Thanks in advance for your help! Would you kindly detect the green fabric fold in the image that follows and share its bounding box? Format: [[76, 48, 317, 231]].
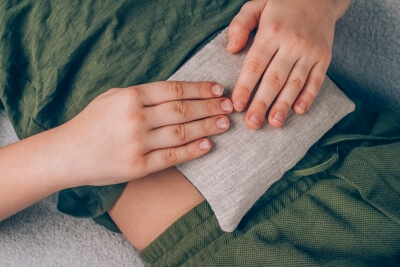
[[141, 106, 400, 266], [0, 0, 246, 229]]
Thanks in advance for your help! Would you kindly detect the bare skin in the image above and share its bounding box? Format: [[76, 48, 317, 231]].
[[1, 0, 352, 253], [0, 81, 232, 221], [107, 0, 353, 251], [228, 0, 351, 129], [109, 167, 204, 251]]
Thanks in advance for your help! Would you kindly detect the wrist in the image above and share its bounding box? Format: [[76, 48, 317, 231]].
[[29, 126, 78, 191], [41, 124, 84, 189], [0, 127, 77, 220]]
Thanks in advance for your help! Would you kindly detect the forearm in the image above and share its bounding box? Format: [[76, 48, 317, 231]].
[[0, 81, 230, 221], [0, 126, 74, 221]]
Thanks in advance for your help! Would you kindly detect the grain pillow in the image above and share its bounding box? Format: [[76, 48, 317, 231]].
[[170, 29, 355, 232]]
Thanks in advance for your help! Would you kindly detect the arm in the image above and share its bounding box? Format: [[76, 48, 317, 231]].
[[109, 167, 204, 251], [228, 0, 351, 129], [0, 81, 233, 221], [94, 1, 355, 248], [0, 127, 74, 221]]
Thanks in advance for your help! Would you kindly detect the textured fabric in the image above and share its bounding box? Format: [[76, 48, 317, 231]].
[[0, 0, 245, 137], [141, 106, 400, 266], [328, 0, 400, 109], [1, 1, 400, 266], [0, 110, 147, 266], [2, 0, 399, 237], [172, 29, 355, 232], [0, 0, 246, 227], [0, 108, 18, 147]]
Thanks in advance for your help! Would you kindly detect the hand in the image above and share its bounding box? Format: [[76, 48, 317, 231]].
[[227, 0, 350, 129], [58, 81, 233, 186]]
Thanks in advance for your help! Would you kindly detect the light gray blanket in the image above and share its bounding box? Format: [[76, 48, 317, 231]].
[[0, 109, 148, 267]]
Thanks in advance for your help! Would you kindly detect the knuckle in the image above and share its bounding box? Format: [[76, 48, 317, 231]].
[[130, 132, 144, 147], [174, 101, 191, 118], [165, 148, 178, 164], [310, 76, 324, 88], [245, 59, 264, 74], [290, 33, 303, 46], [265, 72, 283, 89], [134, 156, 148, 171], [170, 81, 185, 98], [254, 100, 269, 111], [120, 87, 142, 106], [197, 83, 208, 98], [126, 87, 142, 100], [126, 91, 141, 106], [128, 149, 147, 175], [288, 77, 304, 91], [278, 100, 292, 112], [129, 111, 146, 124], [314, 47, 331, 62], [319, 48, 332, 59], [237, 84, 253, 96], [270, 22, 282, 34], [206, 100, 214, 114], [202, 119, 213, 134], [174, 123, 190, 142]]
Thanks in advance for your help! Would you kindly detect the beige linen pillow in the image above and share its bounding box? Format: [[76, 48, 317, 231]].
[[170, 29, 355, 232]]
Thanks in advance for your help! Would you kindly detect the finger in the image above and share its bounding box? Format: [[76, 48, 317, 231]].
[[293, 60, 329, 115], [231, 33, 279, 112], [146, 115, 229, 151], [267, 57, 314, 127], [245, 49, 299, 129], [143, 138, 212, 174], [145, 98, 233, 129], [227, 1, 266, 53], [133, 81, 224, 106]]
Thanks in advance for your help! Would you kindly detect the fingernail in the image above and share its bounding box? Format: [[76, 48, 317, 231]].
[[216, 117, 229, 129], [212, 84, 223, 96], [221, 99, 233, 112], [298, 102, 307, 113], [234, 99, 246, 111], [249, 114, 262, 127], [227, 38, 236, 49], [199, 139, 211, 150], [273, 112, 285, 124]]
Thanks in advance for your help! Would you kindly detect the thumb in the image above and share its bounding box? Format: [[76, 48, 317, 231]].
[[227, 1, 264, 53]]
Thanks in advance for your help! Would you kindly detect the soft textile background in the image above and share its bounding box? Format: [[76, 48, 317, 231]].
[[0, 109, 148, 266]]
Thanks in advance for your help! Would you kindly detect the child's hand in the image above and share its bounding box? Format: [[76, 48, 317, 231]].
[[59, 81, 233, 186], [227, 0, 350, 129]]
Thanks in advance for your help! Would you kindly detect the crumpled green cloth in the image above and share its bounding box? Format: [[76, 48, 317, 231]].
[[140, 105, 400, 266], [0, 0, 245, 230]]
